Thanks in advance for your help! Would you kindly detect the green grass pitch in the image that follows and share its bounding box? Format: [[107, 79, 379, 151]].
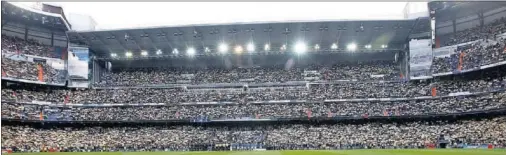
[[8, 149, 506, 155]]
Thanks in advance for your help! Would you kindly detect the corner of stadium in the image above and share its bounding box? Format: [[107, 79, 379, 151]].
[[1, 1, 506, 155]]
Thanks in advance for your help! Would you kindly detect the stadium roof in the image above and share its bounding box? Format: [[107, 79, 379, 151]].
[[67, 18, 430, 58], [1, 1, 71, 31], [429, 1, 506, 22]]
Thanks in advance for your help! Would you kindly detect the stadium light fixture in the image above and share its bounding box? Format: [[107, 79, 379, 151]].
[[186, 47, 196, 56], [172, 48, 179, 55], [381, 44, 388, 48], [156, 49, 162, 55], [365, 45, 371, 49], [125, 52, 133, 57], [347, 43, 357, 51], [234, 45, 243, 54], [247, 43, 255, 52], [110, 53, 117, 57], [314, 44, 320, 50], [331, 43, 338, 50], [281, 44, 287, 51], [294, 41, 307, 54], [264, 43, 270, 51], [219, 43, 228, 54], [204, 47, 211, 53], [141, 51, 148, 56]]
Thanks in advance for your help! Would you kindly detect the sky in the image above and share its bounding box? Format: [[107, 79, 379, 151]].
[[12, 2, 428, 30]]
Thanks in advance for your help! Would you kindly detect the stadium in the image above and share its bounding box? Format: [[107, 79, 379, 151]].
[[1, 1, 506, 155]]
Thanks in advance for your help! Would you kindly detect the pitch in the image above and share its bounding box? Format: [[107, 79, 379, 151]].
[[8, 149, 506, 155]]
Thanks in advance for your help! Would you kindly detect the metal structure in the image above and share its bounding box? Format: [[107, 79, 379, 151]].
[[67, 18, 430, 60], [1, 1, 70, 31]]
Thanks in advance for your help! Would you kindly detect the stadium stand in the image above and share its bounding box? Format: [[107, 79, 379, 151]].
[[438, 17, 506, 47], [2, 117, 506, 152], [1, 35, 57, 58], [2, 68, 505, 104], [94, 61, 400, 86], [2, 1, 506, 153], [1, 91, 505, 121]]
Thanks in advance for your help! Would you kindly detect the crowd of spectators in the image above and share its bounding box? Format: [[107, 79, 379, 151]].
[[1, 56, 66, 84], [2, 117, 505, 152], [1, 57, 39, 81], [1, 35, 55, 58], [460, 39, 506, 70], [3, 10, 506, 154], [432, 18, 506, 74], [431, 55, 456, 74], [95, 62, 400, 87], [2, 91, 505, 121], [3, 73, 504, 104], [440, 17, 506, 47]]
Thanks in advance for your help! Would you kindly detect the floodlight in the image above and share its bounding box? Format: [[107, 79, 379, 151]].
[[156, 49, 162, 55], [314, 44, 320, 50], [247, 43, 255, 52], [331, 43, 338, 50], [281, 44, 287, 51], [294, 41, 307, 54], [205, 47, 210, 53], [141, 51, 148, 56], [365, 45, 371, 49], [111, 53, 117, 57], [347, 43, 357, 51], [173, 48, 179, 55], [264, 44, 270, 51], [186, 47, 196, 56], [219, 43, 228, 53], [125, 52, 133, 57], [381, 44, 388, 48], [234, 45, 243, 54]]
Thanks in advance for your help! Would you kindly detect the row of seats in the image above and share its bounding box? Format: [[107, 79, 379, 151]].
[[2, 117, 505, 152], [2, 73, 504, 104], [432, 38, 506, 74], [1, 57, 65, 84], [2, 91, 505, 121], [95, 62, 400, 87]]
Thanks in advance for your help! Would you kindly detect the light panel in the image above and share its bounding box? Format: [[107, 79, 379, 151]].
[[347, 43, 357, 51], [141, 51, 148, 56], [247, 43, 255, 52], [234, 45, 243, 54], [186, 47, 196, 56], [219, 43, 228, 53], [294, 41, 307, 54], [125, 52, 133, 57], [331, 43, 338, 50]]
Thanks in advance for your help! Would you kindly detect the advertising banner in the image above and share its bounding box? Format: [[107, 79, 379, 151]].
[[67, 46, 89, 79], [67, 46, 89, 88], [409, 39, 433, 78]]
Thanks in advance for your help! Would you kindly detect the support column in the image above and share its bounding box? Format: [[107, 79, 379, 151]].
[[452, 12, 457, 34], [452, 19, 457, 34], [1, 21, 7, 29], [24, 27, 29, 40], [51, 32, 54, 46], [478, 11, 484, 27]]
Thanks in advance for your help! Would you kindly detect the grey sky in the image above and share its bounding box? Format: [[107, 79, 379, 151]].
[[13, 2, 428, 30]]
